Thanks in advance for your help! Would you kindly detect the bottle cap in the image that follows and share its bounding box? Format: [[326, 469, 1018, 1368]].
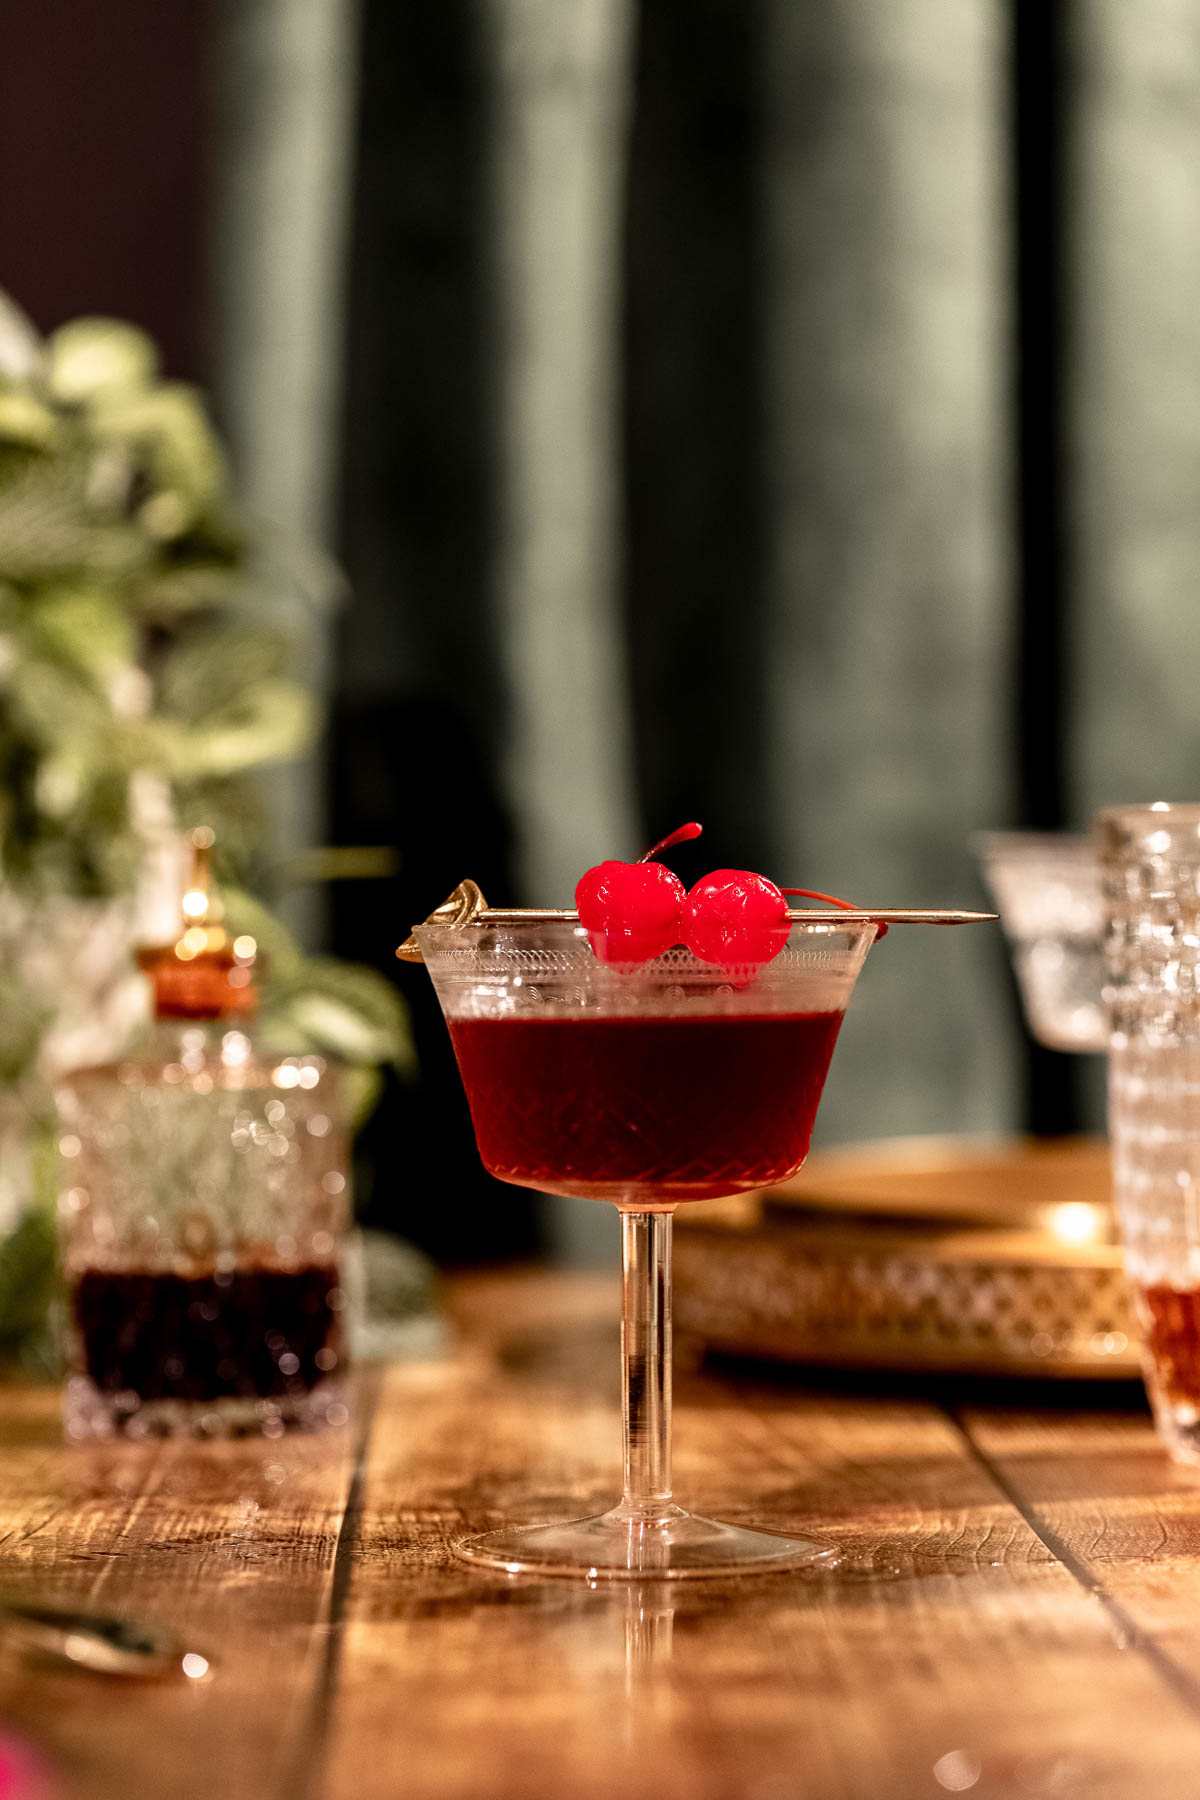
[[137, 828, 259, 1019]]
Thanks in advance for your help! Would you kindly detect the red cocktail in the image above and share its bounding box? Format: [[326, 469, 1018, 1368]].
[[447, 1010, 843, 1203], [413, 910, 875, 1579]]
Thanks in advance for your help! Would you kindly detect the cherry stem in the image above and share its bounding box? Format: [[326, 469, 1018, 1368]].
[[780, 886, 888, 941], [780, 885, 856, 910], [639, 821, 703, 864]]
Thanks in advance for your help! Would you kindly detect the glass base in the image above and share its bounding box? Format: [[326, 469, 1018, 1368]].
[[455, 1502, 839, 1581], [62, 1373, 350, 1441], [1145, 1386, 1200, 1467]]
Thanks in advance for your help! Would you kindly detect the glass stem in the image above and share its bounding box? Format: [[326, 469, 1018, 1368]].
[[620, 1209, 674, 1515]]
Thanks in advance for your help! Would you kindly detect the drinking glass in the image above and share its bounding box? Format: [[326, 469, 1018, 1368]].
[[1098, 802, 1200, 1463], [415, 910, 876, 1578], [974, 831, 1106, 1053], [57, 1032, 350, 1441]]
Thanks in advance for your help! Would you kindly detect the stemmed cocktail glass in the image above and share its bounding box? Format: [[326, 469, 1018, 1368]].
[[402, 887, 988, 1578]]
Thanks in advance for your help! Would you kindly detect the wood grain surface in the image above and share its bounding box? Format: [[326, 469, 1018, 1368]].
[[4, 1269, 1200, 1798]]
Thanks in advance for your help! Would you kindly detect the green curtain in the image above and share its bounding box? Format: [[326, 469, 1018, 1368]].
[[208, 0, 361, 944], [473, 0, 1019, 1192], [485, 0, 641, 899], [214, 0, 1200, 1259], [760, 0, 1014, 1146], [1071, 0, 1200, 816]]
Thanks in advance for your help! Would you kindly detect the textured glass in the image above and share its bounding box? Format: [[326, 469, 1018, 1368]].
[[976, 832, 1106, 1053], [1099, 803, 1200, 1462], [56, 1020, 351, 1441], [422, 926, 867, 1014]]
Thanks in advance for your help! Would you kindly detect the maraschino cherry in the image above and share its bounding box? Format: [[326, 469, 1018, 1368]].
[[576, 826, 874, 967], [681, 878, 875, 968], [681, 870, 791, 967], [575, 823, 701, 963]]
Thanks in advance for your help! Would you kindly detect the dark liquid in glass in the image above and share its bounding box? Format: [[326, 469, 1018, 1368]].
[[72, 1264, 343, 1402], [447, 1010, 844, 1202], [1139, 1284, 1200, 1410]]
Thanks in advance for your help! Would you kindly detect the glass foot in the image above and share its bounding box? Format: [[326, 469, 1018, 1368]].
[[62, 1373, 349, 1441], [1144, 1384, 1200, 1467], [455, 1502, 839, 1581]]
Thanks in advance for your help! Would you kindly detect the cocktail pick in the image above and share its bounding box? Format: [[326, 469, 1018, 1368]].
[[396, 885, 995, 964], [396, 879, 488, 961]]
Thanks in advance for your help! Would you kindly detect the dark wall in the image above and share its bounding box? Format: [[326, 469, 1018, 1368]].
[[0, 1, 214, 379], [332, 0, 537, 1260]]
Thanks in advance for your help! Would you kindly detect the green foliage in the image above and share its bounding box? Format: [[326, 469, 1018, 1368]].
[[0, 1197, 57, 1349], [0, 292, 413, 1132], [0, 296, 418, 1362], [0, 301, 322, 893]]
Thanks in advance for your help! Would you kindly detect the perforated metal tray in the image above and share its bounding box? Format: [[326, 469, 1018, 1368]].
[[673, 1137, 1140, 1380]]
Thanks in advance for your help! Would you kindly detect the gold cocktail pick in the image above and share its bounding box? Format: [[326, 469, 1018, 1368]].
[[396, 880, 488, 960], [395, 884, 996, 964]]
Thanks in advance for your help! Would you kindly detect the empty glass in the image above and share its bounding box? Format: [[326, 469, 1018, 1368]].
[[974, 831, 1106, 1053]]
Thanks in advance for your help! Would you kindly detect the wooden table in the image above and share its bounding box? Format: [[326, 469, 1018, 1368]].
[[5, 1268, 1200, 1799]]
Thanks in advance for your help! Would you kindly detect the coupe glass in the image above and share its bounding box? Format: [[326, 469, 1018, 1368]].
[[416, 911, 877, 1579]]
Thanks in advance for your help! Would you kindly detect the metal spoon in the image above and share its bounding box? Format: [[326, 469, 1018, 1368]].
[[0, 1600, 186, 1678]]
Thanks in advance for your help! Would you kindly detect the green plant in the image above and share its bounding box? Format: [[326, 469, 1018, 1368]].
[[0, 292, 412, 1355], [0, 292, 317, 889]]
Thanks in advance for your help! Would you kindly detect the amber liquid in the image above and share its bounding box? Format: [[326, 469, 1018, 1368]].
[[1138, 1285, 1200, 1410], [72, 1264, 343, 1403], [446, 1010, 844, 1202]]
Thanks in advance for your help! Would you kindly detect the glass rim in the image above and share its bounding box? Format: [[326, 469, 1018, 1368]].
[[396, 886, 995, 963], [413, 914, 878, 1014], [413, 913, 881, 954], [1094, 802, 1200, 859], [972, 829, 1094, 858], [434, 908, 880, 927], [1093, 802, 1200, 827]]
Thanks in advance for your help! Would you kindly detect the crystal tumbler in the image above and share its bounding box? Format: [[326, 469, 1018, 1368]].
[[1099, 802, 1200, 1462], [56, 840, 351, 1441], [57, 1024, 351, 1441]]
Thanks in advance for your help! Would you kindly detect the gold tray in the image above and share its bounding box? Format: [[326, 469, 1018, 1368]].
[[674, 1137, 1141, 1380]]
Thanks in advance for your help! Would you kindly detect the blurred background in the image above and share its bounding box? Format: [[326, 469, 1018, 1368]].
[[2, 0, 1198, 1266]]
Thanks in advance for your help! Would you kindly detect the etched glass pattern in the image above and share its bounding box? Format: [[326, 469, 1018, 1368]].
[[57, 1020, 351, 1440], [1100, 802, 1200, 1462]]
